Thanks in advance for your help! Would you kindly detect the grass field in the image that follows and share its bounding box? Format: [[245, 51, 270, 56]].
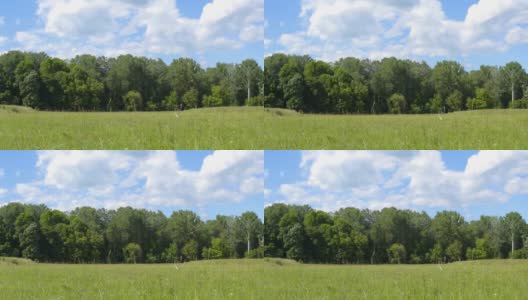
[[0, 106, 264, 149], [263, 108, 528, 149], [259, 259, 528, 299], [1, 258, 527, 299], [2, 105, 528, 149]]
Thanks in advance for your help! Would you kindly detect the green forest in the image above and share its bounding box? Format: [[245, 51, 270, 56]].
[[265, 54, 528, 114], [264, 204, 528, 264], [0, 51, 263, 111], [0, 203, 263, 264]]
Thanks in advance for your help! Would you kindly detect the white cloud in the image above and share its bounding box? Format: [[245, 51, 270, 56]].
[[14, 0, 263, 58], [274, 151, 528, 212], [0, 188, 7, 196], [275, 0, 528, 61], [13, 151, 263, 211]]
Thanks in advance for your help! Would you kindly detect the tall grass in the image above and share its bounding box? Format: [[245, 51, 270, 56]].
[[0, 259, 526, 299], [2, 106, 528, 149], [263, 108, 528, 149], [0, 107, 264, 150], [258, 259, 528, 299]]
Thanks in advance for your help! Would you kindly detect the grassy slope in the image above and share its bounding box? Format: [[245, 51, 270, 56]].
[[0, 107, 264, 150], [0, 259, 526, 299], [263, 108, 528, 149]]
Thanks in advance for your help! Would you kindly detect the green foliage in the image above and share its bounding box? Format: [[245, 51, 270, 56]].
[[182, 240, 199, 262], [163, 91, 179, 111], [0, 51, 262, 111], [267, 204, 527, 265], [387, 93, 407, 114], [245, 247, 265, 259], [0, 203, 262, 264], [161, 242, 179, 263], [446, 240, 463, 262], [182, 88, 199, 109], [266, 54, 528, 114], [387, 243, 406, 264], [446, 91, 463, 112], [123, 243, 142, 264], [247, 95, 265, 106], [124, 91, 143, 112]]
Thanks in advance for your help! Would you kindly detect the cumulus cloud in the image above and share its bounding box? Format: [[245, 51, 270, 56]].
[[14, 0, 263, 58], [271, 151, 528, 212], [12, 151, 263, 211], [274, 0, 528, 61]]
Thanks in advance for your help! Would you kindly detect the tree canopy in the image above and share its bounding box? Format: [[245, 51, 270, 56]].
[[0, 203, 263, 263], [264, 204, 528, 264], [265, 54, 528, 114], [0, 51, 263, 111]]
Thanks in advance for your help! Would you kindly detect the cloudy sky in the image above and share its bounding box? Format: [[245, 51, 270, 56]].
[[0, 151, 264, 219], [265, 0, 528, 69], [0, 0, 264, 65], [265, 151, 528, 220]]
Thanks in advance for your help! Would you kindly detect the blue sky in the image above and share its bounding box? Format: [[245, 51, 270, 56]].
[[0, 151, 264, 220], [265, 0, 528, 70], [0, 0, 264, 66], [265, 151, 528, 221]]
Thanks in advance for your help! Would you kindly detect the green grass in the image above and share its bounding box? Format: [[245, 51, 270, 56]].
[[263, 108, 528, 149], [1, 258, 526, 299], [0, 106, 264, 149], [2, 106, 528, 149], [259, 259, 528, 299], [0, 259, 264, 299]]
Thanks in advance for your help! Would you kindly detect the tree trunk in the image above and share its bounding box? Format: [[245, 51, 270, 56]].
[[247, 79, 251, 104], [512, 232, 515, 258], [247, 233, 251, 254], [512, 82, 515, 108]]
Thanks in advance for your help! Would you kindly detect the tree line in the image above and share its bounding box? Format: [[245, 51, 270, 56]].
[[265, 54, 528, 114], [0, 51, 263, 111], [264, 204, 528, 264], [0, 203, 263, 264]]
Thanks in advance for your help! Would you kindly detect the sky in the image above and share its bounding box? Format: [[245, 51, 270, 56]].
[[0, 151, 264, 220], [0, 0, 264, 66], [265, 151, 528, 221], [265, 0, 528, 70]]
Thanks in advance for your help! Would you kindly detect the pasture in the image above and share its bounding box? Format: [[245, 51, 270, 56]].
[[0, 258, 526, 299], [260, 259, 528, 299], [263, 108, 528, 149], [0, 106, 264, 150], [2, 105, 528, 149], [0, 258, 264, 299]]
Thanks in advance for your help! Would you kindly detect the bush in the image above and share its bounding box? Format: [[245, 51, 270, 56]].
[[247, 95, 265, 106], [387, 93, 407, 114], [387, 243, 406, 264], [163, 91, 179, 111], [123, 243, 142, 264], [161, 242, 179, 263], [510, 98, 528, 109], [124, 91, 143, 111], [467, 98, 488, 110], [245, 247, 265, 259]]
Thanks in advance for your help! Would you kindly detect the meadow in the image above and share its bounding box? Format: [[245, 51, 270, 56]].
[[1, 258, 526, 299], [2, 105, 528, 149], [0, 106, 264, 150], [259, 259, 528, 299], [263, 108, 528, 149]]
